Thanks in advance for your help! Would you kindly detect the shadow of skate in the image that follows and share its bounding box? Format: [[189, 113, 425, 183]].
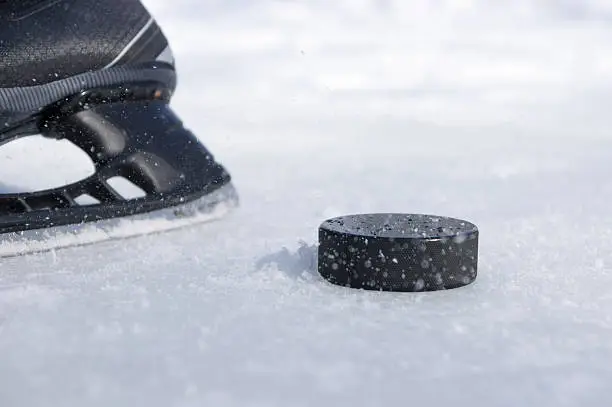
[[255, 242, 319, 279]]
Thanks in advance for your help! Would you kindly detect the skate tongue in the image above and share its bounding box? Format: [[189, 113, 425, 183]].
[[0, 183, 238, 258]]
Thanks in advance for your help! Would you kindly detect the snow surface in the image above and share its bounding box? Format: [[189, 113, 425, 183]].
[[3, 0, 612, 405]]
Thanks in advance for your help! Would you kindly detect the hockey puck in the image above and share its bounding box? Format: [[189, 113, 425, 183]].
[[318, 213, 478, 292]]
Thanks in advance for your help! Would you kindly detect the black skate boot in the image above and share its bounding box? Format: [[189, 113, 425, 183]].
[[0, 0, 237, 256]]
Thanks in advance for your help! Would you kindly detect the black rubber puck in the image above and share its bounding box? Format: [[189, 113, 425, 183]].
[[318, 213, 478, 292]]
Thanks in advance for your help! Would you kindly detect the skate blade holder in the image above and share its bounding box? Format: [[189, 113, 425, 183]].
[[0, 82, 232, 234]]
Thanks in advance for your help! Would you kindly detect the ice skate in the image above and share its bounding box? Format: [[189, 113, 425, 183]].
[[0, 0, 238, 257]]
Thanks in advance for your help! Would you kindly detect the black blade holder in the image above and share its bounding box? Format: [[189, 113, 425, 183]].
[[0, 82, 230, 233]]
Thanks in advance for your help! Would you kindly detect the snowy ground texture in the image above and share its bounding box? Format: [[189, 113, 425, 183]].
[[3, 0, 612, 406]]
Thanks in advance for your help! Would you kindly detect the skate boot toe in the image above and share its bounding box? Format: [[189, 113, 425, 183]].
[[0, 0, 237, 253]]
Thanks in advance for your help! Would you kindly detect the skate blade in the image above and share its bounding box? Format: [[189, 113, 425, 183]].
[[0, 183, 238, 259]]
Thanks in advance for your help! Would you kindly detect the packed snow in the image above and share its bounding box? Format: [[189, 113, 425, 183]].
[[2, 0, 612, 405]]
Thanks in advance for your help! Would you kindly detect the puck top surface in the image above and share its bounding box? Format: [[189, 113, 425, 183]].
[[320, 213, 477, 240]]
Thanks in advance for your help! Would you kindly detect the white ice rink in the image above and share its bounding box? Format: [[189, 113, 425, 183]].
[[2, 1, 612, 405]]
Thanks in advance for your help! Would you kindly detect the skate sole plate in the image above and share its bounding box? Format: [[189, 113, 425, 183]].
[[0, 183, 238, 259]]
